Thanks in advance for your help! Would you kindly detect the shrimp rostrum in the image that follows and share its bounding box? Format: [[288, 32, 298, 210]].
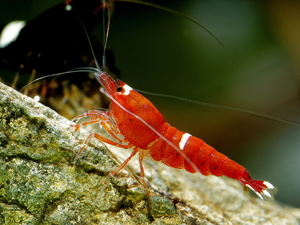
[[73, 69, 276, 200]]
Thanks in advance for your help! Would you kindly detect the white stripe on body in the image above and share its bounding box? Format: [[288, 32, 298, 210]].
[[179, 133, 191, 150]]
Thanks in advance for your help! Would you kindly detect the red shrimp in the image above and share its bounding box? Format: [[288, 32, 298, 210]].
[[72, 69, 276, 200], [17, 0, 275, 200]]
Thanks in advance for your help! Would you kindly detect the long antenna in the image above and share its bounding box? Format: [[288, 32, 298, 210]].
[[102, 1, 106, 70], [102, 0, 114, 71], [74, 18, 102, 72], [135, 89, 300, 127], [113, 0, 224, 47]]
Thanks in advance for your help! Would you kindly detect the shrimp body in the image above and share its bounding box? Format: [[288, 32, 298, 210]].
[[74, 71, 275, 200]]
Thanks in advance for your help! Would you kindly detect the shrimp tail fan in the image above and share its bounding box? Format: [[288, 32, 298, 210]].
[[243, 180, 277, 200]]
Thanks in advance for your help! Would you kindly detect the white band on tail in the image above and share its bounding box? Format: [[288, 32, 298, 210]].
[[179, 133, 191, 150]]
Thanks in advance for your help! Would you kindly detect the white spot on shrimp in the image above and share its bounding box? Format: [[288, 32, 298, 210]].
[[123, 84, 133, 95], [179, 133, 191, 150]]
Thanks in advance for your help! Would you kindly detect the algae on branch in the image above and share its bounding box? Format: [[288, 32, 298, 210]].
[[0, 81, 299, 224]]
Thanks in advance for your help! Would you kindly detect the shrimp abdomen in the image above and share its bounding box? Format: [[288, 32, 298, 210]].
[[149, 128, 276, 199]]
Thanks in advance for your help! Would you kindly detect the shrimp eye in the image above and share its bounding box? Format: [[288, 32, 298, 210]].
[[116, 86, 123, 92]]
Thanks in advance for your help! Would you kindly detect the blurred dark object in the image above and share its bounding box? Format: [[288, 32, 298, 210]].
[[0, 0, 119, 119]]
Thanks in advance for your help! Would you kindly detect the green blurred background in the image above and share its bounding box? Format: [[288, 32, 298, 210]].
[[1, 0, 300, 207]]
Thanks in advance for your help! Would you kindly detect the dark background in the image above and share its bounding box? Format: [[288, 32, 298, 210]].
[[1, 0, 300, 207]]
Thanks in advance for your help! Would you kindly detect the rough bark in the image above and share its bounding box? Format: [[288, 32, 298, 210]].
[[0, 81, 299, 225]]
